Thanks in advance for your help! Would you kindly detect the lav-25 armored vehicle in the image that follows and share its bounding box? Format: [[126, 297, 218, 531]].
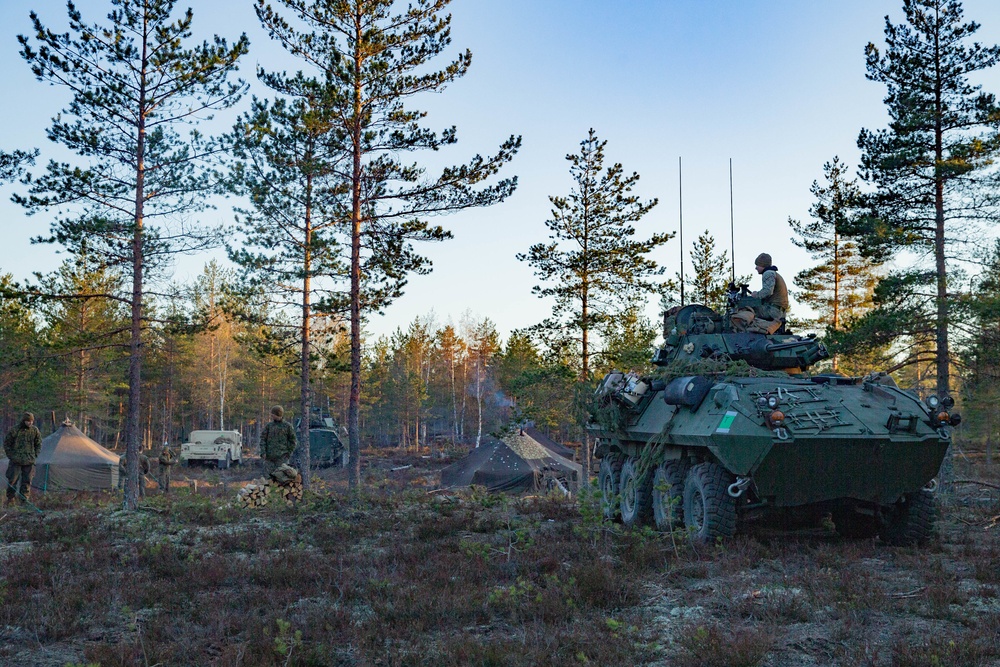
[[589, 284, 957, 545]]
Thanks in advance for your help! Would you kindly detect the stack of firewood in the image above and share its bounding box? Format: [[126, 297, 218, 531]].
[[236, 464, 304, 508], [236, 478, 272, 508], [271, 464, 304, 505]]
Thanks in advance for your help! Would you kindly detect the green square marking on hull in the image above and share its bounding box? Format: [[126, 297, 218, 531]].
[[716, 411, 738, 434]]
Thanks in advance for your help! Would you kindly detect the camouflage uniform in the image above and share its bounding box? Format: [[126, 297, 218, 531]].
[[158, 445, 176, 493], [118, 456, 126, 491], [118, 453, 150, 498], [260, 408, 297, 478], [751, 253, 789, 322], [139, 454, 150, 498], [3, 414, 42, 505]]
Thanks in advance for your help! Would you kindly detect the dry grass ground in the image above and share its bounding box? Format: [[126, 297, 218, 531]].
[[1, 446, 999, 666]]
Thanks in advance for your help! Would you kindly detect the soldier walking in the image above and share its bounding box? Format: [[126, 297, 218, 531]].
[[158, 443, 176, 494], [3, 412, 42, 507], [260, 405, 297, 479]]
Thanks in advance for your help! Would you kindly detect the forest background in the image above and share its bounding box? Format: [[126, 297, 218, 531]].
[[0, 0, 998, 485]]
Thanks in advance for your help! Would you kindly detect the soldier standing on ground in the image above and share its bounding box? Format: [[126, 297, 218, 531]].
[[750, 253, 789, 322], [260, 405, 297, 478], [3, 412, 42, 507], [158, 443, 176, 493], [118, 455, 126, 492], [138, 452, 150, 499]]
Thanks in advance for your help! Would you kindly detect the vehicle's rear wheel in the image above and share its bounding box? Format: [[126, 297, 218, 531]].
[[598, 455, 624, 521], [683, 462, 737, 543], [832, 507, 880, 539], [652, 459, 688, 530], [880, 490, 936, 546], [619, 456, 653, 527]]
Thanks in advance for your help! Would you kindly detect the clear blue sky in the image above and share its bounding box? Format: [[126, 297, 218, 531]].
[[1, 0, 999, 340]]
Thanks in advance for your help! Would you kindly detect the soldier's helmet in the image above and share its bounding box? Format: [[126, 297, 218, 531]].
[[271, 405, 284, 418]]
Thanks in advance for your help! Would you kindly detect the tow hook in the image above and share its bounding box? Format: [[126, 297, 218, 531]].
[[728, 476, 752, 498], [924, 478, 938, 493]]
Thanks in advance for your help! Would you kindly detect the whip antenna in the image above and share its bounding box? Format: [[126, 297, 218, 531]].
[[679, 156, 684, 306], [729, 158, 735, 284]]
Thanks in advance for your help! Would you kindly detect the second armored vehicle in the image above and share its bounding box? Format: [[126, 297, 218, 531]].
[[589, 285, 955, 545]]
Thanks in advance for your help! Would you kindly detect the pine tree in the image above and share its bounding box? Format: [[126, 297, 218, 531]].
[[597, 305, 658, 375], [789, 157, 882, 371], [229, 78, 349, 483], [0, 149, 36, 182], [495, 330, 575, 436], [37, 255, 129, 435], [854, 0, 1000, 396], [254, 0, 520, 489], [518, 129, 670, 476], [18, 0, 248, 508], [959, 241, 1000, 462], [688, 231, 730, 312]]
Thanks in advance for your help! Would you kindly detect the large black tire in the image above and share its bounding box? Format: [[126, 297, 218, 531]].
[[832, 507, 880, 539], [880, 490, 936, 546], [598, 456, 623, 521], [683, 462, 737, 543], [619, 456, 654, 527], [652, 460, 688, 531]]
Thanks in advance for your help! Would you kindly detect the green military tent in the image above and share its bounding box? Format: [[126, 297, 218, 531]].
[[439, 431, 581, 494], [0, 422, 119, 492]]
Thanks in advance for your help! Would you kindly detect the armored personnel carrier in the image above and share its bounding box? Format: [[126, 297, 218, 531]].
[[589, 285, 956, 545]]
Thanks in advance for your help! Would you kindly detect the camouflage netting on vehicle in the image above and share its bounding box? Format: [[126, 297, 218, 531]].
[[590, 397, 631, 436]]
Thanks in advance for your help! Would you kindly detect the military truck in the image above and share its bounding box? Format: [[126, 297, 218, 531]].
[[588, 284, 955, 545], [180, 429, 243, 469]]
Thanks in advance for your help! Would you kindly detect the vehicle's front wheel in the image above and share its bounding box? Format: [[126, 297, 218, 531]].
[[683, 462, 737, 543], [652, 460, 688, 531], [880, 490, 936, 546], [619, 456, 653, 527], [598, 455, 623, 521]]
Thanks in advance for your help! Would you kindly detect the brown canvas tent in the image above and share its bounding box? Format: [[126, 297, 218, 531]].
[[0, 423, 119, 492], [440, 431, 582, 494]]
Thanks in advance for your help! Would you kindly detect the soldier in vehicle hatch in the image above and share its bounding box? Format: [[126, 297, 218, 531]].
[[751, 252, 789, 323], [260, 405, 297, 478], [3, 412, 42, 506]]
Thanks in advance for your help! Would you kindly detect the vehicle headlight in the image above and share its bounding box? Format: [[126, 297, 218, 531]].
[[941, 395, 955, 410], [925, 395, 940, 410]]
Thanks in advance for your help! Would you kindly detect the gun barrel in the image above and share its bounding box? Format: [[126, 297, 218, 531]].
[[765, 340, 813, 352]]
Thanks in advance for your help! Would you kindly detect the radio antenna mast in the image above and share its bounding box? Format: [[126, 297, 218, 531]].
[[679, 156, 684, 306], [729, 158, 735, 284]]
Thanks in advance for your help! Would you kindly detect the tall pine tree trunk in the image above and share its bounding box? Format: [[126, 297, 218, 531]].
[[124, 39, 148, 510], [347, 7, 364, 490], [933, 27, 950, 398], [295, 176, 314, 486]]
